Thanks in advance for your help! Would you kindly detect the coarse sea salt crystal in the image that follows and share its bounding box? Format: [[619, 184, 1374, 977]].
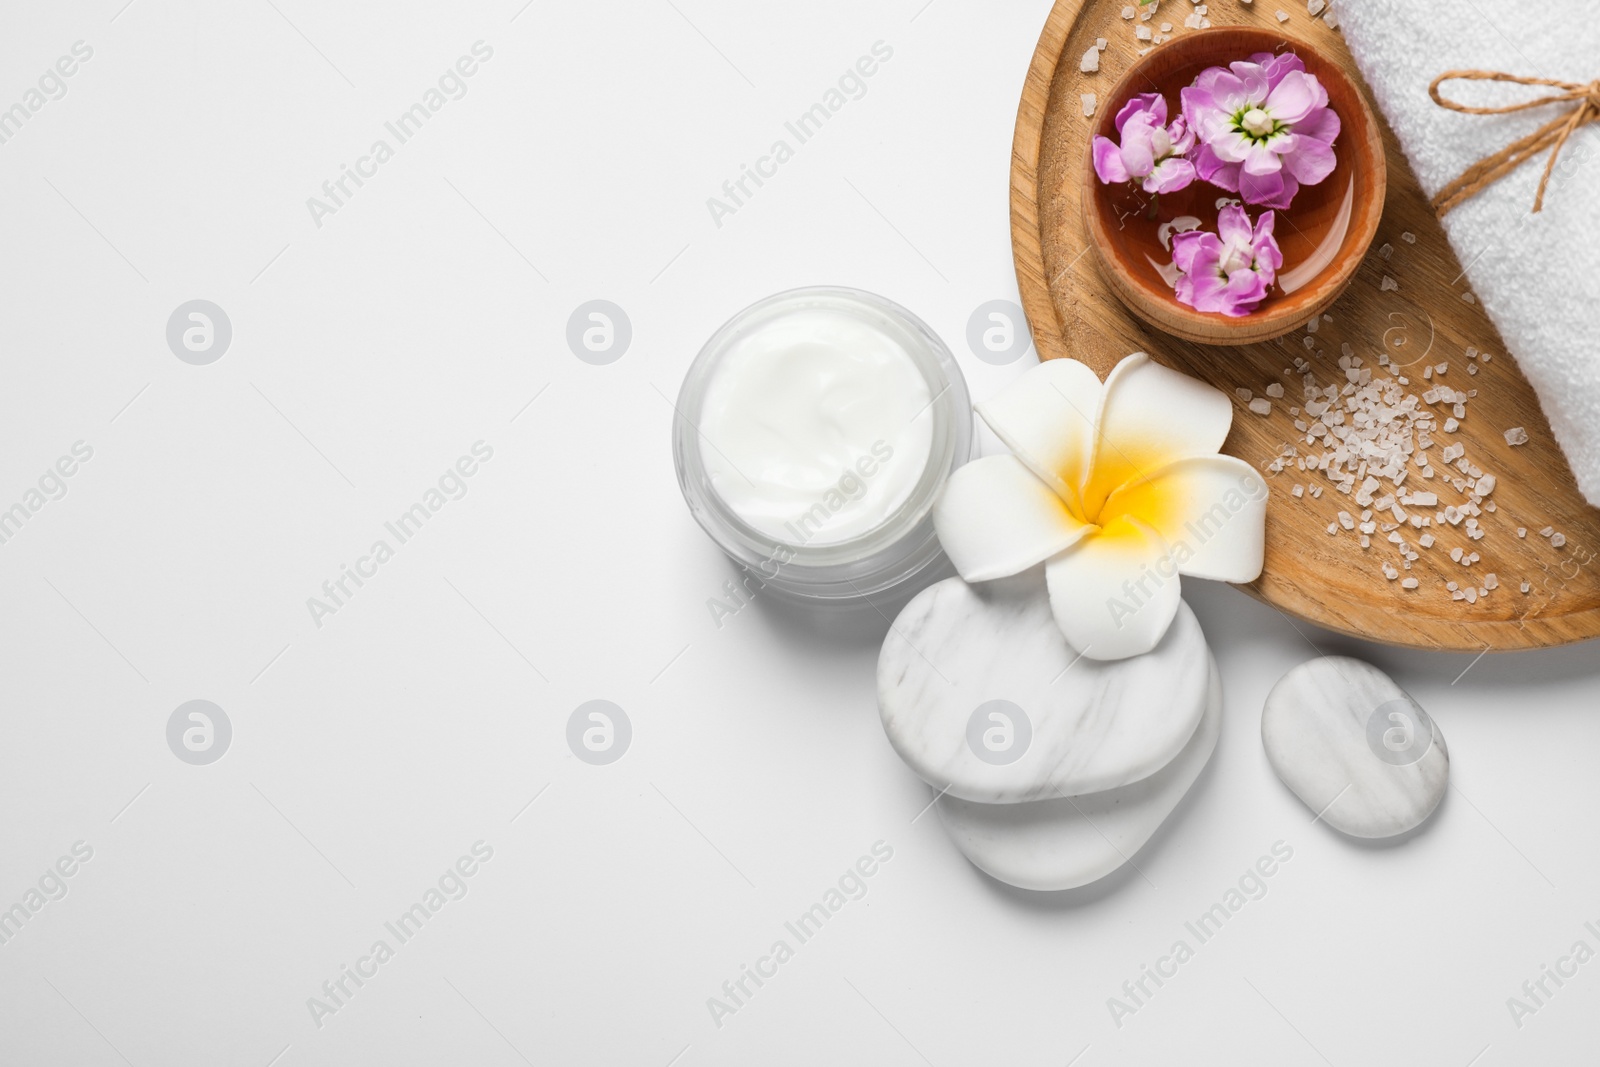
[[1249, 398, 1272, 416], [1308, 0, 1325, 12], [1552, 533, 1568, 548], [1504, 426, 1529, 446], [1378, 243, 1393, 260], [1381, 276, 1399, 292], [1266, 383, 1285, 398], [1402, 232, 1417, 243], [1081, 47, 1100, 72], [1136, 24, 1152, 39], [1402, 577, 1419, 589], [1082, 94, 1097, 116], [1521, 582, 1532, 593], [1276, 8, 1289, 20], [1097, 37, 1108, 48], [1541, 526, 1555, 537], [1122, 5, 1136, 16], [1292, 484, 1304, 497], [1484, 573, 1499, 590]]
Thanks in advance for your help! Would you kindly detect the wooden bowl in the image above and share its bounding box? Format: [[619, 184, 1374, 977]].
[[1083, 26, 1386, 345]]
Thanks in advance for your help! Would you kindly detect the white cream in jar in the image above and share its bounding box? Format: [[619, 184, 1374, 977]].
[[673, 288, 971, 603], [697, 307, 934, 546]]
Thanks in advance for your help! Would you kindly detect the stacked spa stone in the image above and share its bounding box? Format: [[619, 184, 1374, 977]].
[[877, 573, 1220, 891]]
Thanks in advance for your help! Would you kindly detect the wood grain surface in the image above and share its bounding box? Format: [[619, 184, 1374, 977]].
[[1011, 0, 1600, 651]]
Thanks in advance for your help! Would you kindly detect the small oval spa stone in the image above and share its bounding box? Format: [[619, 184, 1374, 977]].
[[878, 573, 1210, 803], [936, 656, 1221, 892], [1262, 656, 1448, 838]]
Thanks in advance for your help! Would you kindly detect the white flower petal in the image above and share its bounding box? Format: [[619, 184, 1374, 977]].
[[1101, 455, 1268, 582], [1045, 516, 1181, 660], [933, 455, 1093, 582], [1084, 353, 1233, 515], [975, 358, 1103, 516]]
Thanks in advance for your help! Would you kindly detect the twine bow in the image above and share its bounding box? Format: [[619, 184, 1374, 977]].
[[1428, 70, 1600, 216]]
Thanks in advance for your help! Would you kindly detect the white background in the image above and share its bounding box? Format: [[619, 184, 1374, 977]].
[[2, 1, 1598, 1064]]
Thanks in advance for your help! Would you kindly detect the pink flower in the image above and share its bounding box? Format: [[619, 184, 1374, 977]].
[[1092, 93, 1197, 195], [1170, 205, 1282, 316], [1180, 52, 1340, 210]]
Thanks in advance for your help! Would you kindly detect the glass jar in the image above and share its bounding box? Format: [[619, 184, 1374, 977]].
[[672, 287, 972, 604]]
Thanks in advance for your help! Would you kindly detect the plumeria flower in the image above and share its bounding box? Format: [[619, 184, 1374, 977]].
[[1092, 93, 1197, 195], [932, 354, 1267, 660], [1171, 204, 1283, 316], [1181, 52, 1340, 210]]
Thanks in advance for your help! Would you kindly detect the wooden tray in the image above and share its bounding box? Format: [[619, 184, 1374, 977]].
[[1011, 0, 1600, 651]]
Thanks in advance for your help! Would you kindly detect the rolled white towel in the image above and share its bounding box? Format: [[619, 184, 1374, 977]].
[[1338, 0, 1600, 506]]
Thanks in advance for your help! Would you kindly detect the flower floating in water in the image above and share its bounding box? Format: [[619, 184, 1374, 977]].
[[1181, 52, 1340, 210], [1092, 93, 1198, 194], [1171, 204, 1282, 316], [932, 354, 1267, 660]]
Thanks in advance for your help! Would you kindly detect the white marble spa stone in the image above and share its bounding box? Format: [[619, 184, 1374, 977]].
[[1262, 656, 1449, 839], [877, 573, 1210, 803], [935, 656, 1222, 892]]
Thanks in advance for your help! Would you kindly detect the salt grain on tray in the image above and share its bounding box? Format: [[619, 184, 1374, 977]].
[[1082, 94, 1097, 117], [1238, 322, 1547, 608], [1504, 426, 1529, 445]]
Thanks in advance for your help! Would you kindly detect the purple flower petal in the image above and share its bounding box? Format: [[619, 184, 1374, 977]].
[[1092, 135, 1131, 184], [1176, 267, 1234, 314], [1239, 168, 1297, 209], [1143, 157, 1197, 194], [1226, 61, 1271, 106], [1117, 114, 1158, 178], [1198, 152, 1241, 192], [1256, 52, 1305, 89], [1168, 116, 1196, 156], [1252, 212, 1283, 275], [1114, 92, 1166, 135], [1180, 85, 1226, 141], [1265, 71, 1322, 125], [1216, 204, 1252, 246], [1281, 133, 1337, 185], [1209, 130, 1255, 165], [1170, 230, 1217, 276], [1201, 70, 1254, 114], [1294, 105, 1341, 146], [1240, 141, 1285, 176]]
